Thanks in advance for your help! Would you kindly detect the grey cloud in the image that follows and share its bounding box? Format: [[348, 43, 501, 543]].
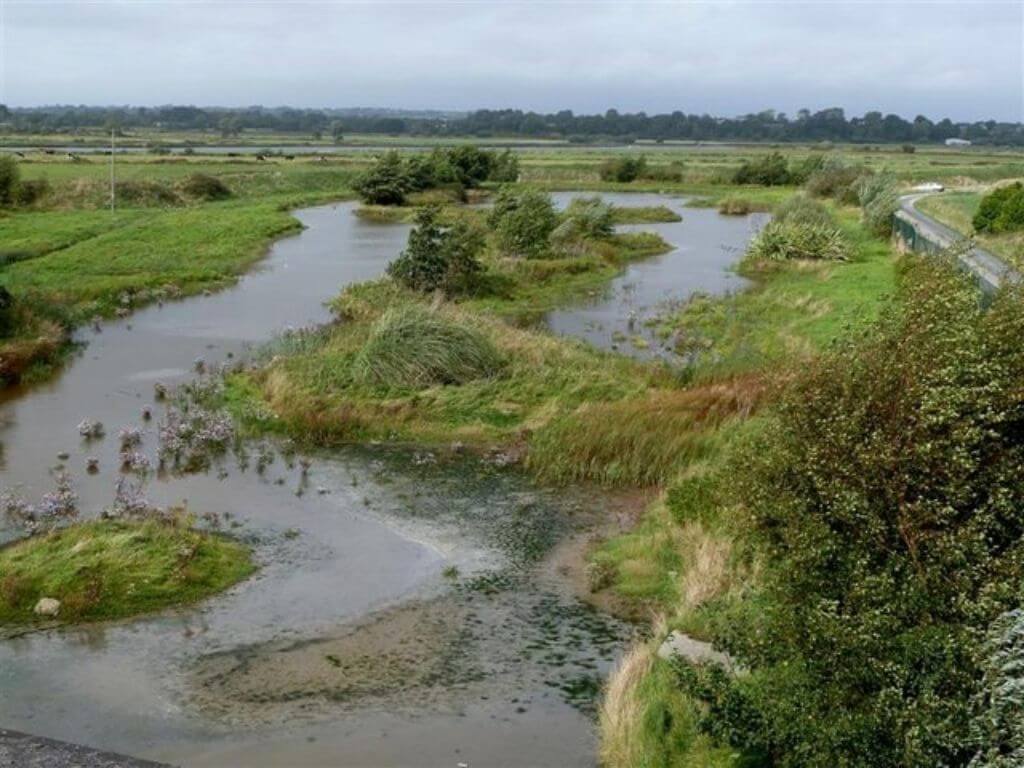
[[2, 0, 1021, 121]]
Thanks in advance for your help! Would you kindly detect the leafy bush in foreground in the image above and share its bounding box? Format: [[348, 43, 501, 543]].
[[387, 205, 484, 295], [705, 259, 1024, 766], [353, 304, 504, 389], [746, 220, 848, 262], [771, 193, 834, 228], [973, 182, 1024, 233]]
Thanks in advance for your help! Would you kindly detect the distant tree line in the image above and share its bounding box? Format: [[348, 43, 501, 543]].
[[1, 104, 1022, 146]]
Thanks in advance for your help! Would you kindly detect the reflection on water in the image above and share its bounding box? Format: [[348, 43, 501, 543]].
[[545, 192, 767, 359]]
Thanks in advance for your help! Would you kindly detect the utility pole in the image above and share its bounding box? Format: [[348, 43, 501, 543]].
[[109, 129, 116, 213]]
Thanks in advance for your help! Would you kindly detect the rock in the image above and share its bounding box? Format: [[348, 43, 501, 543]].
[[33, 598, 61, 617], [56, 451, 70, 461], [657, 630, 732, 669]]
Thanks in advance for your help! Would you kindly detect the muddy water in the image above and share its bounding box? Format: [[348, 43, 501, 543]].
[[546, 192, 767, 359], [0, 195, 760, 767]]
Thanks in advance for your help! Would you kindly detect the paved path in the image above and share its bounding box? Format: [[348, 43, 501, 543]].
[[897, 193, 1019, 294], [0, 728, 172, 768]]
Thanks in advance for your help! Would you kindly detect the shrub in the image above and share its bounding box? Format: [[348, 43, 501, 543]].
[[858, 170, 899, 236], [712, 259, 1024, 766], [805, 154, 869, 204], [746, 220, 848, 262], [488, 187, 558, 259], [354, 150, 410, 205], [0, 155, 19, 207], [970, 609, 1024, 767], [387, 205, 484, 295], [599, 155, 648, 183], [973, 182, 1024, 234], [353, 305, 504, 389], [551, 196, 615, 248], [771, 193, 834, 228], [179, 173, 231, 201], [732, 152, 791, 186], [14, 178, 50, 206], [446, 145, 495, 188], [0, 286, 14, 337], [488, 148, 520, 183]]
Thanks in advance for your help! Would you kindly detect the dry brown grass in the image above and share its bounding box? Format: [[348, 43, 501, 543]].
[[600, 633, 658, 768]]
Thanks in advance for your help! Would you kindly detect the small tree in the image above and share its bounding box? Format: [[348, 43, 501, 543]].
[[387, 206, 484, 295], [0, 155, 19, 208], [551, 196, 615, 248], [488, 187, 558, 259], [354, 150, 411, 205]]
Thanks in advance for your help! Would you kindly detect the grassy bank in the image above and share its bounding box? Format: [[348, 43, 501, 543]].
[[916, 189, 1024, 270], [0, 157, 362, 382], [0, 517, 255, 626]]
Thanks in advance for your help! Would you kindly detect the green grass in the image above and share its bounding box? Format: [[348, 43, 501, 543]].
[[1, 202, 303, 321], [0, 517, 255, 626], [611, 205, 683, 224], [916, 190, 1024, 270], [658, 207, 895, 380]]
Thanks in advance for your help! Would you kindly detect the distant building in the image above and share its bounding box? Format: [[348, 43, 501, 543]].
[[945, 138, 972, 147]]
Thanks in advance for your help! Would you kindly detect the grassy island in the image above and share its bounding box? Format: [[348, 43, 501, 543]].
[[0, 518, 255, 626]]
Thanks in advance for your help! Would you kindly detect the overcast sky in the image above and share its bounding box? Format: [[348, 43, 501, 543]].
[[1, 1, 1021, 122]]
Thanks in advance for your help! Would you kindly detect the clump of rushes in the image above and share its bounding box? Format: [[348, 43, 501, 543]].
[[0, 514, 254, 626], [352, 304, 505, 389], [746, 220, 848, 262]]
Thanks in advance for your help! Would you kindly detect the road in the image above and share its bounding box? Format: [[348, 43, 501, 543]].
[[897, 193, 1018, 294]]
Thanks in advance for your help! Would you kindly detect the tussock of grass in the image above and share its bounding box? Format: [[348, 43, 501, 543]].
[[528, 376, 765, 487], [600, 626, 736, 768], [0, 517, 254, 625], [353, 304, 505, 389]]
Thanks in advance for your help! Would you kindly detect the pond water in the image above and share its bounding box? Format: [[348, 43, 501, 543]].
[[0, 195, 761, 766], [546, 192, 767, 359]]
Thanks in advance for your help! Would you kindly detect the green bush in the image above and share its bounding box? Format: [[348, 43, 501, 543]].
[[599, 155, 648, 183], [709, 259, 1024, 766], [0, 286, 14, 337], [732, 152, 792, 186], [0, 155, 19, 207], [551, 196, 615, 246], [973, 182, 1024, 234], [746, 220, 848, 262], [771, 194, 834, 228], [387, 206, 484, 295], [353, 304, 504, 389], [858, 170, 899, 236], [354, 150, 410, 205], [805, 154, 868, 204], [488, 187, 558, 258], [14, 178, 50, 207], [179, 173, 231, 201]]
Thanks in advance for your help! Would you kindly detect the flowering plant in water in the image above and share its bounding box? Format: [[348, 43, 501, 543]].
[[77, 419, 105, 439], [118, 426, 144, 451], [158, 404, 235, 471], [110, 477, 159, 519], [38, 471, 79, 521]]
